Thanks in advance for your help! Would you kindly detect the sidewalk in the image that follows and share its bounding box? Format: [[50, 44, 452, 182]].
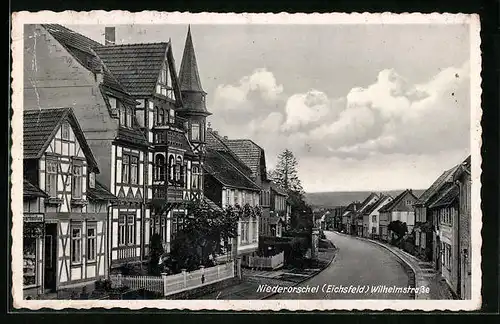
[[354, 235, 456, 300], [198, 247, 337, 300]]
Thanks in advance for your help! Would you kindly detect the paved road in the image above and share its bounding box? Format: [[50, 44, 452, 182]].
[[270, 231, 411, 299]]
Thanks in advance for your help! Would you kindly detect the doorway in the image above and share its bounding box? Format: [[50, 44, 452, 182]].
[[44, 223, 57, 292]]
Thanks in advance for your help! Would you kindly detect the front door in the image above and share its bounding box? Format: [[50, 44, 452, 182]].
[[44, 224, 57, 292]]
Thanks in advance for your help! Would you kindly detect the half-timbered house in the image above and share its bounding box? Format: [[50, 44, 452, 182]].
[[23, 108, 116, 296], [95, 26, 210, 254], [205, 129, 262, 259], [24, 24, 151, 270]]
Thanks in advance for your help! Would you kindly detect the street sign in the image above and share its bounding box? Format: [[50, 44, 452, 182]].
[[23, 213, 44, 223]]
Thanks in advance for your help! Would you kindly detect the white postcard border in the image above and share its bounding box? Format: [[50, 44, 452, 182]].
[[11, 11, 482, 311]]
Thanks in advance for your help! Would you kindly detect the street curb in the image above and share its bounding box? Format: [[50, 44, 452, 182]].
[[345, 234, 419, 299], [260, 245, 338, 300]]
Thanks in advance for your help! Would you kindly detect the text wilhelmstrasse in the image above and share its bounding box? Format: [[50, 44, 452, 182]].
[[257, 284, 430, 295]]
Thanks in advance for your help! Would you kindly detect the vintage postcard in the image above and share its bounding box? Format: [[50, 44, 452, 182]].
[[10, 11, 482, 311]]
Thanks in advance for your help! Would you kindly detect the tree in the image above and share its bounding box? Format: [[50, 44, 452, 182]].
[[272, 149, 303, 193], [166, 200, 241, 272], [388, 220, 408, 243], [148, 233, 164, 276]]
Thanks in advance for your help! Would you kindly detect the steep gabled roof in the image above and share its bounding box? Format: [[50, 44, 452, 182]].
[[416, 165, 459, 206], [203, 196, 223, 212], [23, 108, 99, 172], [87, 181, 117, 201], [379, 189, 417, 213], [94, 42, 170, 96], [43, 25, 126, 93], [358, 192, 379, 213], [203, 148, 260, 191], [223, 139, 265, 179], [206, 130, 253, 177], [271, 182, 287, 196], [428, 184, 459, 209], [179, 26, 205, 94], [364, 195, 392, 215], [23, 179, 48, 198]]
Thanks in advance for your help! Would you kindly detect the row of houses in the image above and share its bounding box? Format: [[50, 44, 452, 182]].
[[327, 156, 471, 300], [22, 24, 289, 298]]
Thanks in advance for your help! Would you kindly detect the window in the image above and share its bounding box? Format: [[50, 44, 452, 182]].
[[406, 200, 412, 206], [88, 172, 95, 189], [160, 217, 166, 243], [372, 215, 377, 222], [225, 190, 230, 207], [160, 63, 167, 84], [192, 166, 199, 189], [155, 155, 165, 181], [130, 156, 138, 185], [168, 156, 175, 182], [171, 214, 184, 241], [119, 106, 126, 126], [61, 122, 70, 140], [241, 221, 249, 244], [252, 220, 258, 242], [156, 107, 165, 126], [118, 215, 126, 246], [122, 154, 139, 185], [127, 215, 135, 245], [126, 108, 133, 128], [108, 97, 117, 109], [72, 163, 83, 199], [169, 109, 175, 123], [46, 159, 58, 197], [175, 157, 182, 183], [71, 226, 82, 264], [122, 155, 130, 184], [23, 237, 37, 287], [87, 226, 96, 262], [191, 123, 200, 141]]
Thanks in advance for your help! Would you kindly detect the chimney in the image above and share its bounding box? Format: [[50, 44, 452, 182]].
[[223, 136, 228, 140], [207, 122, 212, 132], [213, 130, 218, 135], [105, 27, 116, 46]]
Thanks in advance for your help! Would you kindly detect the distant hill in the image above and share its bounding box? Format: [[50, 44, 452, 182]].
[[305, 189, 426, 208]]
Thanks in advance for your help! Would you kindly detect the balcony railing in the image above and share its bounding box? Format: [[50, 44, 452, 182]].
[[152, 185, 184, 202]]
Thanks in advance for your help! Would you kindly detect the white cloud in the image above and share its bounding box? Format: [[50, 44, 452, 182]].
[[210, 62, 471, 191], [281, 90, 336, 132]]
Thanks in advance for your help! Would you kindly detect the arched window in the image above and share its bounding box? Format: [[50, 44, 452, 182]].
[[155, 155, 165, 181], [175, 156, 182, 183], [168, 155, 175, 182]]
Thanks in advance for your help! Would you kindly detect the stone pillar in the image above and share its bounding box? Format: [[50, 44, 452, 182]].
[[311, 228, 319, 260]]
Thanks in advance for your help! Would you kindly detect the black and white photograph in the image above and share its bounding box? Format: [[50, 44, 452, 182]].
[[11, 12, 482, 311]]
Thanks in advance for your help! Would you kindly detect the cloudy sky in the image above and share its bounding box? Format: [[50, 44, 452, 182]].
[[70, 23, 471, 192]]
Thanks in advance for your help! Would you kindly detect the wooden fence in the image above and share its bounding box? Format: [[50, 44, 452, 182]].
[[110, 261, 235, 297], [247, 252, 284, 270]]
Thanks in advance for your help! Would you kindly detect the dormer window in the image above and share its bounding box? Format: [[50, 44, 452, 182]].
[[109, 97, 117, 109], [88, 172, 95, 189], [61, 122, 70, 140], [191, 123, 200, 141], [157, 60, 174, 99]]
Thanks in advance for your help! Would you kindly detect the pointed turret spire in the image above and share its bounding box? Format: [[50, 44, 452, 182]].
[[179, 25, 205, 94]]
